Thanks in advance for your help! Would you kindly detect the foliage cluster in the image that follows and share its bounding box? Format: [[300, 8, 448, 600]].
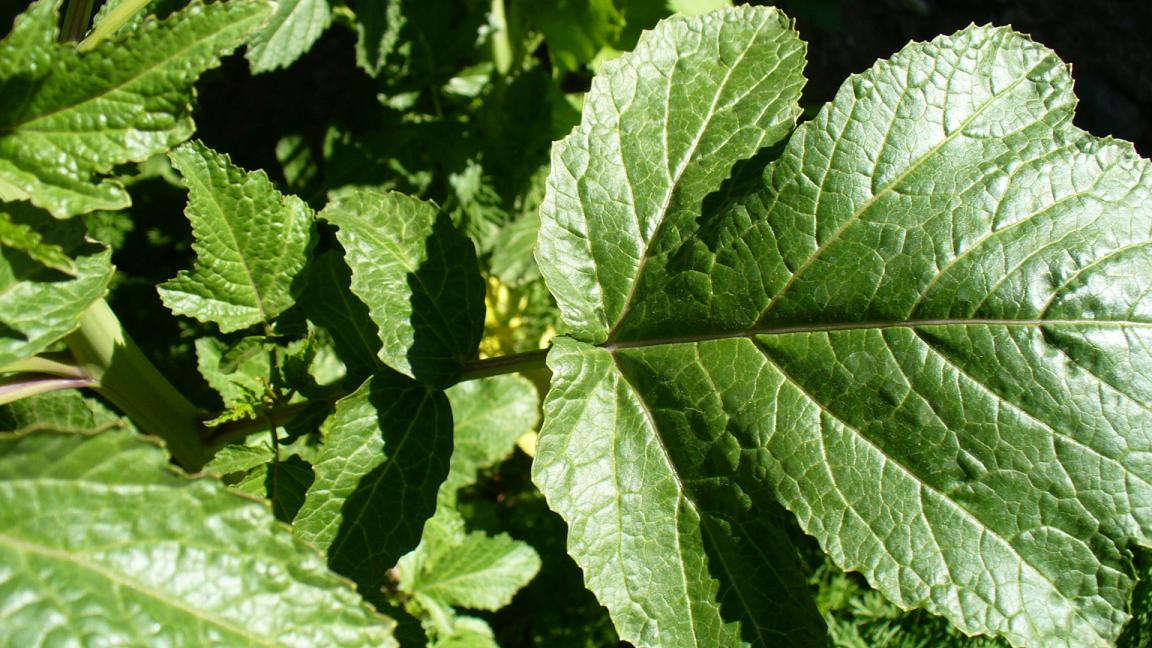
[[1, 1, 1151, 647]]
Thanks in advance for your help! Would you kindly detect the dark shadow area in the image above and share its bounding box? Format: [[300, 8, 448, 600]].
[[772, 0, 1151, 155], [405, 209, 485, 388], [326, 371, 452, 606]]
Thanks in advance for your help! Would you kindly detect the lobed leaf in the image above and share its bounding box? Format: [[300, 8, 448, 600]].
[[538, 12, 1152, 647], [321, 189, 485, 387], [294, 371, 453, 599], [159, 141, 314, 333], [534, 7, 823, 647], [0, 0, 273, 217], [0, 429, 396, 646]]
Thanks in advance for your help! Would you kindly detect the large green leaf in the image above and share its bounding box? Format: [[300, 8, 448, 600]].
[[159, 141, 314, 333], [0, 0, 272, 218], [321, 189, 485, 387], [0, 204, 112, 366], [294, 371, 453, 598], [0, 429, 396, 646], [533, 7, 822, 647], [537, 12, 1152, 648]]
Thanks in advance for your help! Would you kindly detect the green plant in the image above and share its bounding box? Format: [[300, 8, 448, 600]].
[[1, 1, 1150, 646]]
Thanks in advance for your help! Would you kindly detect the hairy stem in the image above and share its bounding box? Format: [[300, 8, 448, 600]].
[[66, 299, 211, 470]]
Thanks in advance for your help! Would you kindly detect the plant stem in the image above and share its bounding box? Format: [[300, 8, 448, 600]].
[[65, 299, 211, 470], [0, 374, 96, 406], [60, 0, 95, 42], [203, 399, 327, 452], [0, 352, 89, 379], [78, 0, 150, 52], [459, 348, 549, 381]]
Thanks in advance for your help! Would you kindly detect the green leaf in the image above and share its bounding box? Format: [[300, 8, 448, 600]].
[[351, 0, 402, 77], [246, 0, 332, 73], [0, 204, 113, 366], [0, 389, 125, 434], [159, 141, 314, 333], [401, 519, 541, 611], [294, 371, 453, 598], [299, 247, 382, 379], [536, 5, 807, 343], [196, 336, 271, 408], [443, 374, 539, 500], [0, 429, 396, 646], [321, 189, 485, 387], [526, 0, 624, 72], [0, 211, 74, 274], [538, 13, 1152, 648], [534, 7, 822, 646], [231, 454, 316, 523], [0, 0, 273, 217]]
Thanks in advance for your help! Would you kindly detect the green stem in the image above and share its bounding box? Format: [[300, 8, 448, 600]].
[[459, 348, 549, 381], [65, 299, 210, 470], [78, 0, 151, 52], [204, 399, 326, 452], [60, 0, 96, 42], [0, 352, 88, 379]]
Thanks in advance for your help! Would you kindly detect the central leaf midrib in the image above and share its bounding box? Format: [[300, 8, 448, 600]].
[[604, 317, 1150, 350]]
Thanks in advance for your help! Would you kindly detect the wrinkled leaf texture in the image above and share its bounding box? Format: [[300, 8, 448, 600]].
[[0, 0, 272, 217], [0, 430, 396, 646], [536, 7, 1152, 648]]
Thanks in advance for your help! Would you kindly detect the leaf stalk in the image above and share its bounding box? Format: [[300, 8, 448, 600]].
[[65, 299, 211, 469]]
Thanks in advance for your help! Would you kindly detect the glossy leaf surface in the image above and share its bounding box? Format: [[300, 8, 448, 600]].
[[0, 430, 396, 646], [0, 0, 271, 217], [245, 0, 331, 73], [0, 206, 112, 366], [534, 7, 823, 647], [537, 12, 1152, 648]]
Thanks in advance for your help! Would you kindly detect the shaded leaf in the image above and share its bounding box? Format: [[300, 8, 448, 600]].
[[299, 247, 382, 379], [322, 189, 485, 387], [534, 7, 822, 647], [159, 141, 314, 333], [0, 0, 273, 217], [443, 374, 538, 500], [0, 429, 396, 646], [294, 371, 453, 598], [0, 211, 74, 273]]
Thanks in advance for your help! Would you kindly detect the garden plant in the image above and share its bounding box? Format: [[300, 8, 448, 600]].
[[1, 0, 1151, 646]]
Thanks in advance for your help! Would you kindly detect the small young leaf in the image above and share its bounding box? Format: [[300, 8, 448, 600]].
[[159, 141, 314, 333], [0, 429, 396, 646], [400, 511, 541, 611], [0, 211, 74, 274], [443, 374, 538, 500], [0, 0, 273, 217], [294, 370, 453, 598], [246, 0, 332, 73], [321, 189, 485, 387]]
